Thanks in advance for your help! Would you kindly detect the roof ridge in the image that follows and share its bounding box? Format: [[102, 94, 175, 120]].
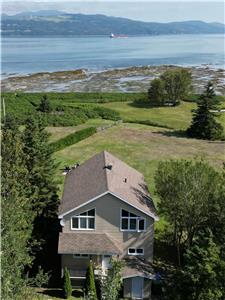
[[103, 150, 110, 190]]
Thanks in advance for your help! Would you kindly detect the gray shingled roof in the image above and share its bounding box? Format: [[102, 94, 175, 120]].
[[58, 232, 122, 255], [59, 151, 158, 220], [122, 257, 154, 279]]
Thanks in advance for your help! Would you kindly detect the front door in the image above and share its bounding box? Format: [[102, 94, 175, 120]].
[[102, 255, 111, 269], [132, 277, 144, 299]]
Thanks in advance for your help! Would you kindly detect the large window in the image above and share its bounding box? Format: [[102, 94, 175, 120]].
[[71, 209, 95, 230], [128, 248, 144, 256], [121, 209, 146, 232]]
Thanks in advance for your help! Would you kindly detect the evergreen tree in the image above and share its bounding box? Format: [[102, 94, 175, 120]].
[[22, 117, 59, 277], [183, 230, 224, 300], [1, 126, 34, 299], [63, 268, 72, 299], [187, 82, 223, 140], [148, 78, 165, 106], [38, 94, 52, 113], [85, 262, 98, 300]]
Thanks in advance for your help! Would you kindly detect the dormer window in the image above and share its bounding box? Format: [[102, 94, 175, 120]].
[[71, 209, 95, 230], [121, 209, 146, 232]]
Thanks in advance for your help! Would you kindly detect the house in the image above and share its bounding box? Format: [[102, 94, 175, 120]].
[[58, 151, 159, 299]]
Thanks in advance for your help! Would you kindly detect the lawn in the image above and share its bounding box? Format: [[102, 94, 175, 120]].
[[101, 101, 225, 130], [47, 119, 115, 142], [52, 122, 225, 232]]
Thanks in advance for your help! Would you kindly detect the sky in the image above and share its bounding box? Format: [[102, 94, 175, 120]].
[[1, 1, 225, 23]]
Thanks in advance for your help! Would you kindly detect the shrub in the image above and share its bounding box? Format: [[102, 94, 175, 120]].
[[50, 127, 97, 152], [63, 268, 72, 299], [38, 95, 52, 113], [85, 262, 97, 300]]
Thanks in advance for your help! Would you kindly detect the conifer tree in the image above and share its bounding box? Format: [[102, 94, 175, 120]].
[[22, 116, 59, 276], [1, 125, 34, 299], [85, 262, 98, 300], [63, 268, 72, 299], [187, 82, 223, 140]]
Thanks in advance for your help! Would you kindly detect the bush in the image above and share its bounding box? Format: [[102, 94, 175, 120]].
[[63, 268, 72, 299], [38, 95, 52, 113], [50, 127, 97, 152], [85, 262, 97, 300]]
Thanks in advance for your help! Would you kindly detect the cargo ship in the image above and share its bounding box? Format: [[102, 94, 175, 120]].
[[110, 33, 128, 38]]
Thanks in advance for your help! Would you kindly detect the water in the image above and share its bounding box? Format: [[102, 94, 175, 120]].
[[1, 34, 225, 77]]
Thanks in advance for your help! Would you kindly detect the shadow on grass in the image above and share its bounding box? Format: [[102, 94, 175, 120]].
[[154, 130, 188, 138], [128, 100, 153, 108], [72, 289, 84, 298], [40, 288, 64, 298], [40, 288, 84, 299]]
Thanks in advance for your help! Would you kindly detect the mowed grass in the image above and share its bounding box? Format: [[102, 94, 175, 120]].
[[47, 119, 115, 142], [53, 123, 225, 212], [101, 101, 195, 129], [100, 101, 225, 130]]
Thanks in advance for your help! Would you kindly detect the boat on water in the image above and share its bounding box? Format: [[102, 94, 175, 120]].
[[110, 33, 128, 38]]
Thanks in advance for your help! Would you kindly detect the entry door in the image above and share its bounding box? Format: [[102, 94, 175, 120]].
[[132, 277, 144, 299], [102, 255, 111, 269]]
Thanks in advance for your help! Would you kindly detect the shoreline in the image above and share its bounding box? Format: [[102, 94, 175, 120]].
[[1, 65, 225, 94]]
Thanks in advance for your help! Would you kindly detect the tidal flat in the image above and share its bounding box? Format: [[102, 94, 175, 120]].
[[1, 65, 225, 94]]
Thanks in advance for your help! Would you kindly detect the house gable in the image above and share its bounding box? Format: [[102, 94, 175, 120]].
[[59, 190, 158, 221]]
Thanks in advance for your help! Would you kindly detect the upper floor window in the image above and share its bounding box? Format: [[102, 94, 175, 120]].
[[121, 209, 146, 232], [71, 209, 95, 230]]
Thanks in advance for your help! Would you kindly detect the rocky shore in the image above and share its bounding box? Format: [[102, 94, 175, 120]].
[[1, 65, 225, 94]]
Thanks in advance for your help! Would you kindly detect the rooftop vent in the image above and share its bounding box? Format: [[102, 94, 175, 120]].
[[104, 164, 113, 170], [124, 178, 127, 183]]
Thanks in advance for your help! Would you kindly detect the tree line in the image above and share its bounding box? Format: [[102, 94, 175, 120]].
[[1, 116, 60, 299], [155, 159, 225, 300]]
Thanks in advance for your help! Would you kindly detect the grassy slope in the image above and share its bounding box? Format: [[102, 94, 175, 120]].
[[47, 119, 114, 142], [101, 101, 225, 130], [53, 123, 225, 207]]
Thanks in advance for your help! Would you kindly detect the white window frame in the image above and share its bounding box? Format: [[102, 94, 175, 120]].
[[128, 248, 144, 256], [120, 209, 146, 232], [71, 208, 96, 230]]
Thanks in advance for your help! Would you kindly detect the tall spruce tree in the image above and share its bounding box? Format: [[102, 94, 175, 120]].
[[187, 82, 223, 140], [22, 117, 60, 278], [1, 125, 34, 299]]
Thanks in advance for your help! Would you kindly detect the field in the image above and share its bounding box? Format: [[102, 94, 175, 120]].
[[53, 122, 225, 203], [4, 92, 225, 229]]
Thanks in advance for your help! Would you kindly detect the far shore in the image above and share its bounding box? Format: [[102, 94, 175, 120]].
[[1, 65, 225, 94]]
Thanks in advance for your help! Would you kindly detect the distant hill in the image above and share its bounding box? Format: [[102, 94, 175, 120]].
[[2, 11, 225, 36]]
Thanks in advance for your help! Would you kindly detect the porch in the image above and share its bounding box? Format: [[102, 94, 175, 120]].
[[58, 232, 122, 282], [61, 253, 112, 279]]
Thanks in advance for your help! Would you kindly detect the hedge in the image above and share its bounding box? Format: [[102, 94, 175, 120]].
[[50, 127, 97, 152]]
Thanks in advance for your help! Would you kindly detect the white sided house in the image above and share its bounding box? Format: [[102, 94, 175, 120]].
[[58, 151, 159, 299]]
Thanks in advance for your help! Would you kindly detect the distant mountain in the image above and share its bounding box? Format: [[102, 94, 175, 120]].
[[2, 11, 225, 36]]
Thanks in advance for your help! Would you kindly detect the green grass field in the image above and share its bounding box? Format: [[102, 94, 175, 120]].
[[101, 101, 225, 130], [53, 123, 225, 212]]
